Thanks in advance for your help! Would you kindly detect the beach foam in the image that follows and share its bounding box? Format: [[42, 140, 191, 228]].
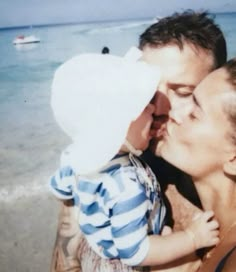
[[0, 180, 49, 204]]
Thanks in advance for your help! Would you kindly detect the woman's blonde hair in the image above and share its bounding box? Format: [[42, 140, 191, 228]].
[[223, 58, 236, 144]]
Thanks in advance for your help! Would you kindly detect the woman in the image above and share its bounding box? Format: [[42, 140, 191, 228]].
[[158, 58, 236, 271]]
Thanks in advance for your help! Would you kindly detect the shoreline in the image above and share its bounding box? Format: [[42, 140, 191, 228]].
[[0, 176, 50, 204]]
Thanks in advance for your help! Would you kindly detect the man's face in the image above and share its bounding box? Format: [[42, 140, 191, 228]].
[[141, 44, 214, 155]]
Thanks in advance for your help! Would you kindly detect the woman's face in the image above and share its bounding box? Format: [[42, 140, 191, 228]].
[[159, 68, 235, 179]]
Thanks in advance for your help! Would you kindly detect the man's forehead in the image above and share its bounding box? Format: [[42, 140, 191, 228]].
[[142, 44, 213, 85]]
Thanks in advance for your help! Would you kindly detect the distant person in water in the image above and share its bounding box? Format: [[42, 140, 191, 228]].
[[101, 46, 110, 54]]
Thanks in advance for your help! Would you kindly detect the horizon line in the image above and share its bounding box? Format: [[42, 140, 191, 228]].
[[0, 11, 235, 31], [0, 16, 154, 31]]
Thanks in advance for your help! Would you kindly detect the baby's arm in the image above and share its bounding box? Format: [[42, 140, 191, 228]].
[[140, 210, 219, 266], [49, 166, 77, 201]]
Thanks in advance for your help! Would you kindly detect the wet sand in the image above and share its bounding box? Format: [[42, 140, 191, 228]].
[[0, 113, 70, 271]]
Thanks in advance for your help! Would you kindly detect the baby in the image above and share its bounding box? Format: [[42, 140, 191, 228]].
[[50, 48, 219, 267]]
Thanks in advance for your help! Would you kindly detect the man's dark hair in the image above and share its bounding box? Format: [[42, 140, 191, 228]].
[[139, 10, 227, 69]]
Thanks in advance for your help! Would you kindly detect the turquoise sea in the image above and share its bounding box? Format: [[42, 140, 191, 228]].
[[0, 13, 236, 202]]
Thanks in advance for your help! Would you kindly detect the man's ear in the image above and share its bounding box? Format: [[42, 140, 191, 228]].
[[223, 154, 236, 176]]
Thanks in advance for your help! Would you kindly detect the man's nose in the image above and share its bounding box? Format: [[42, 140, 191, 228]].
[[169, 101, 193, 124], [152, 91, 170, 116], [145, 103, 155, 114]]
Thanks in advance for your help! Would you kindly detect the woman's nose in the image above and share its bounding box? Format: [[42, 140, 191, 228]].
[[169, 101, 193, 124]]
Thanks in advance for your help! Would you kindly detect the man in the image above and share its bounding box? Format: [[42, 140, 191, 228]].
[[50, 11, 227, 271], [140, 11, 226, 228]]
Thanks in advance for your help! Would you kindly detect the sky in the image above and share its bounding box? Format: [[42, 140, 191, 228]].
[[0, 0, 236, 28]]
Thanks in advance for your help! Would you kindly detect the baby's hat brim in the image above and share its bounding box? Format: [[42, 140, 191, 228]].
[[51, 49, 161, 174]]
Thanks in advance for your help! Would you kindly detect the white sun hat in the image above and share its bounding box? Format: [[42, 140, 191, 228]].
[[51, 47, 161, 175]]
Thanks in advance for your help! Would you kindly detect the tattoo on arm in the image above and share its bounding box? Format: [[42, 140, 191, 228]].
[[50, 200, 82, 272]]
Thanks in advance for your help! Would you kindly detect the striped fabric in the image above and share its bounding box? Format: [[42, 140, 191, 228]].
[[50, 153, 166, 266]]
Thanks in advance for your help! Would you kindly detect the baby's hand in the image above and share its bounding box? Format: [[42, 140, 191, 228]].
[[185, 210, 220, 250]]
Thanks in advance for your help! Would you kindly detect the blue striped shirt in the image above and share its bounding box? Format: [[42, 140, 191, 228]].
[[50, 153, 166, 266]]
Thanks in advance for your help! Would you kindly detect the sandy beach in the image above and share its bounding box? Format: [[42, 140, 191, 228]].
[[0, 112, 70, 271]]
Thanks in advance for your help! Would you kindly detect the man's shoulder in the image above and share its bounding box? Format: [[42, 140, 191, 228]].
[[142, 150, 181, 181]]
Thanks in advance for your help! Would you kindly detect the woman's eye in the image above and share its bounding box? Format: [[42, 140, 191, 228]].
[[175, 91, 192, 98], [174, 87, 194, 98]]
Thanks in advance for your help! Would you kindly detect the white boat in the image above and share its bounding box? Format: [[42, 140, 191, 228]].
[[13, 35, 40, 45]]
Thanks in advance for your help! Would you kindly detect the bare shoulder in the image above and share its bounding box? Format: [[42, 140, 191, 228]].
[[199, 245, 236, 272], [216, 224, 236, 272], [199, 226, 236, 272], [221, 246, 236, 272]]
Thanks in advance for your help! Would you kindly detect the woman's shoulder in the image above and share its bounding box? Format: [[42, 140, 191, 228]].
[[216, 223, 236, 272], [200, 225, 236, 272], [215, 245, 236, 272]]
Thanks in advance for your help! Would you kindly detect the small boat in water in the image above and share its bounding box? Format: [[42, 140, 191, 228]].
[[13, 35, 40, 45]]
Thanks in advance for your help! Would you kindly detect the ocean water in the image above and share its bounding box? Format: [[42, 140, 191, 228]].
[[0, 13, 236, 203], [0, 18, 154, 203]]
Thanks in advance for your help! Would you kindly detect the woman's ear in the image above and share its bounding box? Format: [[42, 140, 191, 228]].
[[223, 153, 236, 176]]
